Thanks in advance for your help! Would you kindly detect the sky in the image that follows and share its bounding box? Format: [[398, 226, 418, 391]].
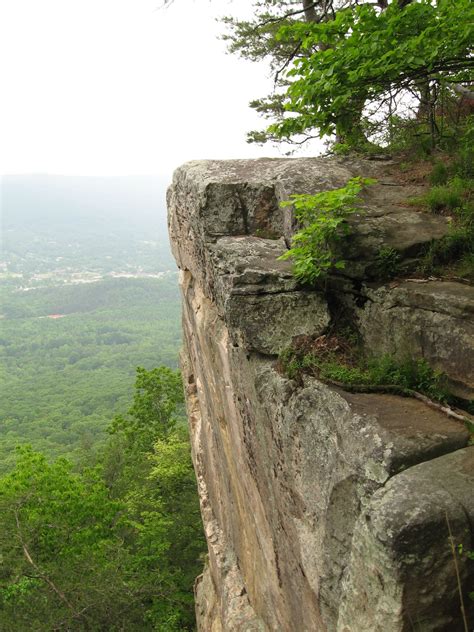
[[0, 0, 321, 177]]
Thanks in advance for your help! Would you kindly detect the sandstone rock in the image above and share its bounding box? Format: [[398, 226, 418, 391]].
[[181, 344, 267, 632], [168, 158, 474, 632], [179, 273, 470, 631], [168, 160, 338, 354], [208, 236, 330, 353], [208, 236, 297, 299], [338, 448, 474, 632], [344, 207, 449, 280], [225, 290, 329, 355], [168, 158, 449, 284]]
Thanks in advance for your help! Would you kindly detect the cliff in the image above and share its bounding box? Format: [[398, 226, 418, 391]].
[[167, 157, 474, 632]]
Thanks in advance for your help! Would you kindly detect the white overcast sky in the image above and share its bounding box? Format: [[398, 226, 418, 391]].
[[0, 0, 321, 177]]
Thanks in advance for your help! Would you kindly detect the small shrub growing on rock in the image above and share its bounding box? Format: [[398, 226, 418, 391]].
[[279, 177, 375, 283], [375, 247, 402, 280], [429, 161, 449, 186]]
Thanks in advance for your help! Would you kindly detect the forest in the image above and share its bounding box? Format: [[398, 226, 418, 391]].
[[0, 276, 181, 471], [0, 367, 205, 631]]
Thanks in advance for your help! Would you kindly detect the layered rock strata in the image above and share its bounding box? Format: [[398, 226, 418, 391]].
[[168, 158, 474, 632]]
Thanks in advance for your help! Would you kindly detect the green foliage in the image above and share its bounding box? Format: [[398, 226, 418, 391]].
[[104, 367, 205, 631], [0, 277, 182, 471], [454, 116, 474, 179], [331, 142, 352, 156], [0, 368, 205, 631], [458, 544, 474, 562], [0, 176, 203, 627], [275, 0, 473, 143], [384, 115, 433, 158], [279, 340, 450, 403], [370, 356, 448, 400], [0, 447, 129, 631], [426, 178, 465, 212], [224, 1, 474, 149], [110, 366, 184, 449], [420, 176, 474, 279], [375, 247, 402, 280], [0, 172, 181, 469], [429, 162, 449, 186], [422, 227, 474, 280], [279, 177, 375, 282]]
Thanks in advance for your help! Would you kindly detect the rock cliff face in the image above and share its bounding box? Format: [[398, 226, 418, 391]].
[[167, 157, 474, 632]]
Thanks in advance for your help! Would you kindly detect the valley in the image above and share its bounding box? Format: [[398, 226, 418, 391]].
[[0, 174, 181, 471]]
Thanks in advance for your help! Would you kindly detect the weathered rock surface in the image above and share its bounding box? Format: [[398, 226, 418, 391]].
[[207, 236, 330, 354], [338, 448, 474, 632], [344, 180, 450, 279], [356, 280, 474, 399], [167, 158, 474, 632]]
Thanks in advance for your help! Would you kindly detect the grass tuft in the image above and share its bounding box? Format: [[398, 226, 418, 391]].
[[278, 334, 452, 404]]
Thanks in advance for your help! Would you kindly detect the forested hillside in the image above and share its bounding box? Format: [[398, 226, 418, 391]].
[[0, 277, 181, 470], [0, 175, 181, 467]]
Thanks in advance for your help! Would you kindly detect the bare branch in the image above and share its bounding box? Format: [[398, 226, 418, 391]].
[[445, 512, 470, 632]]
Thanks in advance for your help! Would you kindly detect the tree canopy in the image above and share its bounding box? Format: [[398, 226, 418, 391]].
[[0, 368, 205, 631], [223, 0, 474, 149]]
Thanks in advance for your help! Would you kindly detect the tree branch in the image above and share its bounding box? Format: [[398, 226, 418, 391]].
[[253, 1, 327, 32], [13, 508, 78, 617], [274, 41, 303, 86]]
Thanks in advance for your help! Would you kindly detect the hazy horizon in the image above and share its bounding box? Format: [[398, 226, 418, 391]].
[[0, 1, 323, 177]]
